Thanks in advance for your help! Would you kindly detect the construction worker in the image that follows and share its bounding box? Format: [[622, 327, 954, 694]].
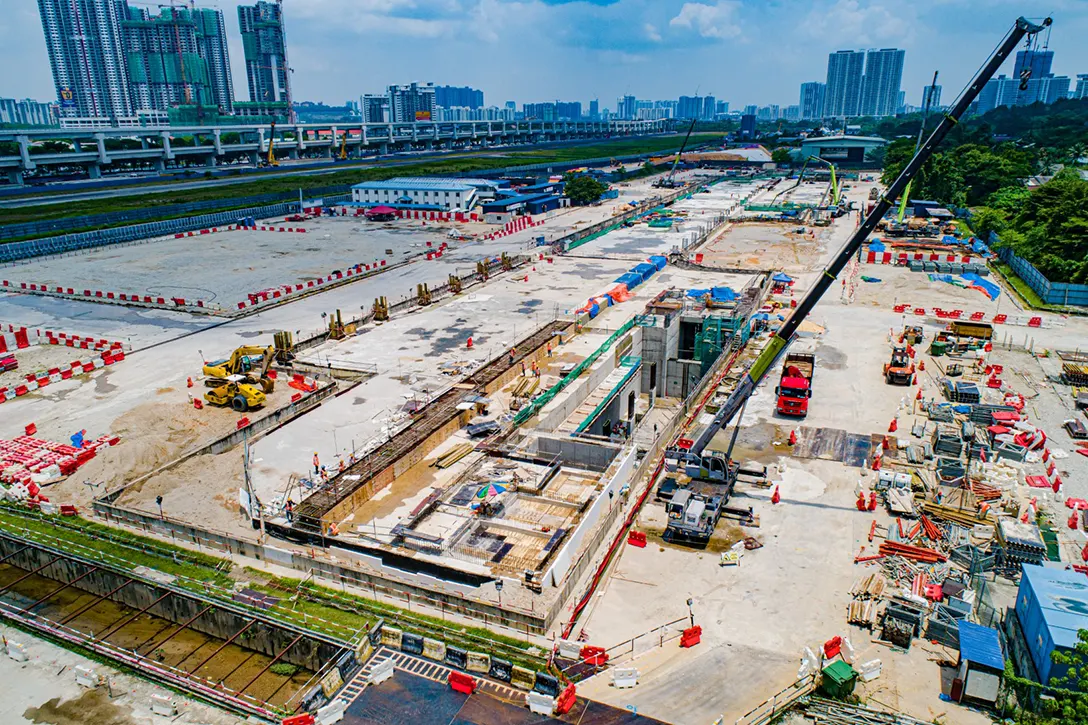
[[531, 360, 539, 377], [312, 452, 320, 475], [509, 347, 517, 364], [339, 458, 346, 473], [547, 343, 553, 357], [285, 499, 294, 523], [521, 360, 526, 376]]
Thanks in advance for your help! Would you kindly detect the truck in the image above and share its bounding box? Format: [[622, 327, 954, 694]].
[[949, 320, 994, 341], [775, 352, 815, 417]]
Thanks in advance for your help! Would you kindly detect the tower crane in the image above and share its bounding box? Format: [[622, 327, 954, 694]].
[[668, 16, 1052, 487]]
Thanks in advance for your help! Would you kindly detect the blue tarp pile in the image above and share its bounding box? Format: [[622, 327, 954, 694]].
[[928, 273, 1001, 301], [772, 272, 793, 283], [648, 255, 668, 271], [970, 237, 994, 257], [869, 240, 886, 253], [942, 235, 959, 245], [632, 262, 657, 281], [686, 286, 737, 301], [614, 272, 643, 289], [962, 272, 1001, 301]]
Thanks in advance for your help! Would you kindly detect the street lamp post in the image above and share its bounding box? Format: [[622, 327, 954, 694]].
[[496, 579, 504, 608]]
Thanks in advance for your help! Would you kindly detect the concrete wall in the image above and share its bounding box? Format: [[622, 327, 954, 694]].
[[542, 445, 637, 587], [537, 348, 619, 432], [666, 358, 703, 398], [535, 434, 621, 471], [640, 314, 679, 393]]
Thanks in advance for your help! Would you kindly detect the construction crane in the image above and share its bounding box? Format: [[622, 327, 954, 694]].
[[653, 117, 698, 189], [897, 71, 940, 223], [770, 155, 839, 205], [669, 15, 1052, 485], [266, 120, 279, 166]]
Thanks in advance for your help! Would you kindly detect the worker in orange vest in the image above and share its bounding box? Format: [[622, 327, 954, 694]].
[[312, 452, 320, 475]]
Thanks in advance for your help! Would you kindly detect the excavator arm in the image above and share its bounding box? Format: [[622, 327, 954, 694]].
[[683, 16, 1051, 462]]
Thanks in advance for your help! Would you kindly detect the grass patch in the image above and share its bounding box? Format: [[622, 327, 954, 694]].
[[0, 505, 233, 588], [2, 135, 719, 232], [249, 571, 546, 671], [991, 261, 1065, 312]]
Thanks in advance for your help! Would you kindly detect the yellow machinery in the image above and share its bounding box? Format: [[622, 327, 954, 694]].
[[449, 274, 463, 294], [476, 260, 490, 282], [501, 252, 513, 272], [266, 121, 280, 167], [203, 346, 276, 392], [328, 309, 355, 340], [416, 283, 432, 306], [338, 129, 348, 160], [205, 378, 267, 412], [373, 297, 389, 322], [273, 331, 295, 364]]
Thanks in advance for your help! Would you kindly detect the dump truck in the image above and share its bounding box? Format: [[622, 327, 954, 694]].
[[883, 347, 915, 385], [775, 352, 815, 417], [203, 345, 276, 392], [204, 377, 266, 412]]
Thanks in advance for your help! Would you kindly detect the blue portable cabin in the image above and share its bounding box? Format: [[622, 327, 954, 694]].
[[1015, 564, 1088, 685], [955, 621, 1004, 705]]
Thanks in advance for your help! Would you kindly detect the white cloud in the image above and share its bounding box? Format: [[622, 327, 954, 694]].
[[669, 1, 741, 40], [644, 23, 662, 42], [802, 0, 910, 46]]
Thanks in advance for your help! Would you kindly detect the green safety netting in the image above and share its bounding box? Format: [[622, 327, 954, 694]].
[[512, 318, 636, 427]]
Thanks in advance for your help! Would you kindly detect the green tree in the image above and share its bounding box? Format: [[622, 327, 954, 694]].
[[1048, 629, 1088, 724], [968, 207, 1007, 243], [987, 185, 1032, 213], [771, 147, 792, 164], [563, 174, 608, 205], [997, 169, 1088, 283]]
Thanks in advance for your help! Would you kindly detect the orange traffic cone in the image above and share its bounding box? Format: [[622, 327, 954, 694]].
[[916, 388, 922, 401], [911, 374, 918, 385], [1043, 448, 1050, 462], [467, 336, 474, 349], [1053, 477, 1063, 494], [918, 360, 925, 371], [888, 419, 898, 433], [1082, 541, 1088, 562], [187, 377, 193, 388], [1020, 510, 1030, 524], [882, 436, 890, 451], [788, 430, 797, 446], [856, 492, 867, 511], [771, 486, 781, 505], [193, 398, 203, 410], [872, 455, 882, 471]]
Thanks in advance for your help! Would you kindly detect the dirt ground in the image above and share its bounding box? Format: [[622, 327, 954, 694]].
[[38, 382, 296, 510], [699, 221, 823, 274], [0, 345, 101, 389]]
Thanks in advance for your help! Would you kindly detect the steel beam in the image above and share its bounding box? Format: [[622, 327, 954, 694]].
[[135, 604, 213, 657], [0, 556, 59, 595], [20, 566, 98, 613], [58, 577, 133, 625], [186, 619, 258, 675], [236, 633, 304, 694], [94, 590, 171, 642]]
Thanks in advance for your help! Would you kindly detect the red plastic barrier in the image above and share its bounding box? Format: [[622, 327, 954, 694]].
[[281, 716, 315, 725], [447, 671, 476, 695], [627, 531, 647, 547], [680, 625, 702, 648], [580, 645, 609, 666], [236, 417, 250, 429], [556, 683, 577, 715]]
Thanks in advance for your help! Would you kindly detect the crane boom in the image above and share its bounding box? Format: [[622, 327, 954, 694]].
[[685, 16, 1050, 460], [898, 70, 941, 223], [669, 117, 698, 182]]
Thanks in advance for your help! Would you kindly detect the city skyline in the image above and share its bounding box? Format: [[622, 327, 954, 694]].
[[10, 1, 1088, 118]]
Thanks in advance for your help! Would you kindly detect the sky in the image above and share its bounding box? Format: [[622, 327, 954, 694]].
[[4, 0, 1087, 111]]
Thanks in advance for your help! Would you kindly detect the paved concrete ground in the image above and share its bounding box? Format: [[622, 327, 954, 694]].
[[0, 622, 243, 725]]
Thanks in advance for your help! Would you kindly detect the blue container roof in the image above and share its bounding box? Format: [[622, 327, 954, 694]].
[[958, 621, 1003, 670], [1020, 564, 1088, 651]]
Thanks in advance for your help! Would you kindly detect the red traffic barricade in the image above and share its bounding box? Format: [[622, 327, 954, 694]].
[[448, 670, 476, 695], [580, 645, 609, 666], [556, 683, 577, 715], [627, 531, 647, 548], [281, 715, 315, 725], [680, 625, 702, 648]]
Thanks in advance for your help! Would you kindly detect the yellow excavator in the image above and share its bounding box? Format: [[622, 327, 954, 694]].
[[265, 121, 280, 167], [202, 345, 276, 393], [205, 378, 267, 412]]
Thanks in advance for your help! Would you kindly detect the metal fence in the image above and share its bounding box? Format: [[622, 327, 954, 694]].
[[993, 234, 1088, 307]]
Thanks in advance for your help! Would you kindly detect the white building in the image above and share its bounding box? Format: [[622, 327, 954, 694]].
[[351, 177, 500, 211]]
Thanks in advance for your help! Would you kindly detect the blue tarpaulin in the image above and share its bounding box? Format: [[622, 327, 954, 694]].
[[648, 255, 668, 270], [958, 621, 1004, 671], [615, 273, 642, 289], [710, 286, 737, 301], [942, 235, 960, 245], [632, 263, 657, 281], [869, 241, 886, 253], [772, 272, 793, 283], [686, 288, 710, 298], [962, 272, 1001, 301]]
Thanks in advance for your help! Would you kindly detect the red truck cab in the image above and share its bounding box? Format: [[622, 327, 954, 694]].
[[775, 352, 815, 417]]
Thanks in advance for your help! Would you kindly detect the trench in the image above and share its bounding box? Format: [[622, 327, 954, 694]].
[[0, 533, 358, 720]]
